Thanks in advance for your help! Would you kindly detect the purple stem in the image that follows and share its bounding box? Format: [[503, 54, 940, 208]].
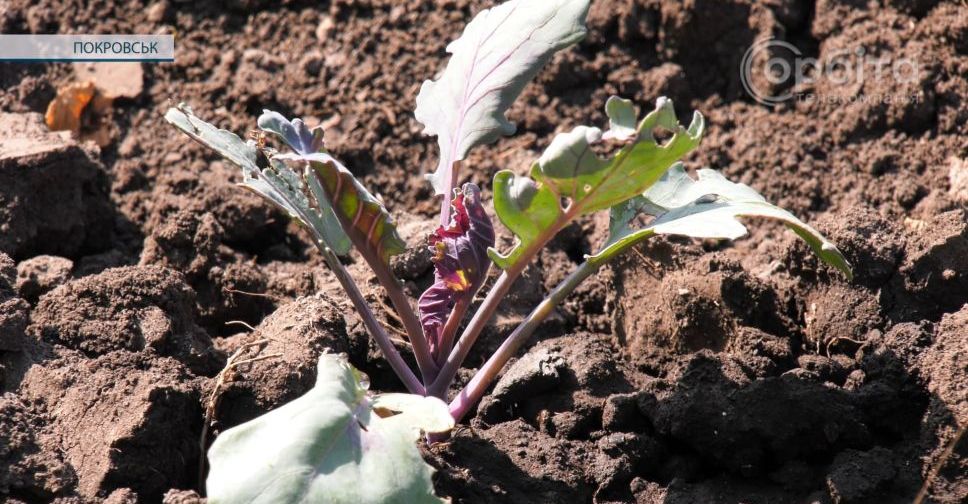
[[435, 295, 471, 367], [317, 245, 425, 395], [367, 257, 439, 384], [426, 270, 517, 397], [447, 229, 660, 421], [437, 161, 460, 226], [449, 256, 601, 421]]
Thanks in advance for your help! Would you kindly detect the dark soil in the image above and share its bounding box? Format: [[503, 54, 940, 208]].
[[1, 0, 966, 503]]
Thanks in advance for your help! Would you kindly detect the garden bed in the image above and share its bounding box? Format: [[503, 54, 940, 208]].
[[0, 1, 965, 502]]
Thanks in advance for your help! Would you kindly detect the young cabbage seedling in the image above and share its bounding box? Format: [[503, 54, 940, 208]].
[[166, 0, 851, 501]]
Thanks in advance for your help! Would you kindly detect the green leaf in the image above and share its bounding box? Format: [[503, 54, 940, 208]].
[[602, 96, 637, 141], [206, 353, 453, 504], [488, 171, 563, 270], [591, 165, 853, 280], [300, 153, 407, 266], [372, 393, 456, 434], [489, 96, 703, 270], [533, 96, 705, 214], [164, 105, 351, 255], [415, 0, 590, 197]]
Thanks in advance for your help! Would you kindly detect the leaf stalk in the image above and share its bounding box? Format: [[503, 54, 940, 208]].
[[447, 229, 655, 420], [316, 244, 426, 395]]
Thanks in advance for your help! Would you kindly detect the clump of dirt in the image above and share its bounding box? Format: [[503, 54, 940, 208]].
[[140, 207, 273, 332], [1, 265, 214, 501], [14, 255, 73, 303], [28, 265, 222, 376], [429, 418, 597, 503], [644, 352, 902, 479], [0, 253, 30, 354], [893, 209, 968, 320], [0, 113, 113, 261], [615, 255, 798, 356], [208, 293, 366, 430], [0, 393, 76, 500], [476, 333, 635, 437], [916, 306, 968, 496], [17, 349, 204, 500]]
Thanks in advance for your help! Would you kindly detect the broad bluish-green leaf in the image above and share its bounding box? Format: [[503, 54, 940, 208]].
[[489, 96, 703, 270], [488, 171, 562, 270], [164, 104, 259, 172], [591, 165, 853, 280], [206, 353, 453, 504], [534, 97, 705, 214], [415, 0, 590, 198], [164, 105, 351, 254]]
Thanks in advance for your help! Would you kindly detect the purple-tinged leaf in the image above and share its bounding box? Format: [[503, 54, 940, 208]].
[[168, 106, 433, 389], [294, 152, 407, 266], [418, 183, 495, 356], [257, 110, 324, 155], [265, 114, 436, 381], [415, 0, 589, 223], [255, 110, 407, 265]]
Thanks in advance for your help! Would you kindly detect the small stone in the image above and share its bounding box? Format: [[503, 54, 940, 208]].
[[104, 488, 139, 504], [324, 51, 347, 69], [315, 15, 335, 40], [162, 489, 205, 504], [241, 49, 268, 65], [843, 369, 866, 391], [476, 347, 566, 424], [116, 134, 140, 157], [389, 6, 406, 23], [146, 1, 170, 23], [602, 392, 646, 432], [73, 62, 144, 100]]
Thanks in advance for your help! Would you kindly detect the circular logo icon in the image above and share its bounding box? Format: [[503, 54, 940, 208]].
[[740, 38, 802, 106]]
